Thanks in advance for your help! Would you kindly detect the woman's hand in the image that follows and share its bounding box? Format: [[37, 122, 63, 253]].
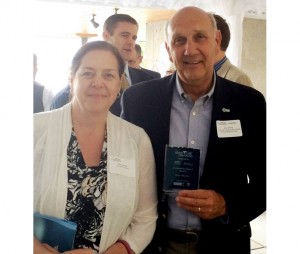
[[34, 237, 94, 254], [63, 249, 94, 254], [34, 237, 59, 254], [34, 238, 131, 254]]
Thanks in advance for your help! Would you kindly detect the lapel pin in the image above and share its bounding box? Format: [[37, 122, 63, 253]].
[[222, 108, 230, 112]]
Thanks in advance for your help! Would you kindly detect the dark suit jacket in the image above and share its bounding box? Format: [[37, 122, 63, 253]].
[[110, 67, 161, 116], [50, 85, 70, 110], [140, 67, 161, 79], [34, 81, 45, 113], [121, 73, 266, 254]]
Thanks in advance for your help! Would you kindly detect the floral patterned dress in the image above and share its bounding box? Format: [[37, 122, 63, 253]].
[[65, 129, 107, 251]]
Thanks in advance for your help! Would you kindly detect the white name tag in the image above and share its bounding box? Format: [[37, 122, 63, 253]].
[[216, 120, 243, 138], [109, 157, 135, 177]]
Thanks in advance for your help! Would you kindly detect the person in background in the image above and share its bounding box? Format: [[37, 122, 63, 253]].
[[34, 41, 157, 254], [213, 14, 253, 87], [102, 14, 162, 115], [128, 43, 143, 69], [121, 6, 266, 254], [128, 43, 161, 79], [51, 14, 160, 116], [33, 53, 54, 113]]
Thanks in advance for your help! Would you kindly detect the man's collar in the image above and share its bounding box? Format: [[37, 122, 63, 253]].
[[214, 56, 227, 72], [124, 62, 130, 77], [175, 72, 216, 102]]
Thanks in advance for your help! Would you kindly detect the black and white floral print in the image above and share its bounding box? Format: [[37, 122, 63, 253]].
[[65, 129, 107, 251]]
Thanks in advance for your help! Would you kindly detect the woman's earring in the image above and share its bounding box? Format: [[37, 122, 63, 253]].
[[117, 91, 121, 98]]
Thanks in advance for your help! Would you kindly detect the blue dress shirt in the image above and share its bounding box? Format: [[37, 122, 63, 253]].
[[167, 73, 215, 231]]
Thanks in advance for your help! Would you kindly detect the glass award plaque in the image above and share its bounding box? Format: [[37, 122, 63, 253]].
[[163, 145, 200, 193]]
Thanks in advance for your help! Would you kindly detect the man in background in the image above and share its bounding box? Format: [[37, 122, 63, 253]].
[[51, 14, 159, 115], [128, 43, 143, 69], [129, 43, 161, 79], [33, 53, 53, 113], [214, 14, 253, 87]]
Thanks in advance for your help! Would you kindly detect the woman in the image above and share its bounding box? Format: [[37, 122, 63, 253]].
[[34, 41, 157, 254]]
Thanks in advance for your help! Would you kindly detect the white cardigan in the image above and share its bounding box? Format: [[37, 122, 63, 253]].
[[34, 103, 157, 254]]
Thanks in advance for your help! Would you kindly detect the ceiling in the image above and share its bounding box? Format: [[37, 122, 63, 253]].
[[34, 0, 266, 24], [34, 0, 266, 15], [33, 0, 266, 41], [33, 1, 177, 39]]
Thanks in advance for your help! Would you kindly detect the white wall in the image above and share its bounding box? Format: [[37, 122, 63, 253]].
[[242, 17, 266, 97]]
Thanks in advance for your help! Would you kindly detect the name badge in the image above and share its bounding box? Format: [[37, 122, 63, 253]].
[[216, 120, 243, 138], [109, 157, 135, 177]]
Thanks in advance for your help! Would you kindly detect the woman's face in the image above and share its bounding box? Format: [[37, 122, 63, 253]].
[[70, 49, 121, 114]]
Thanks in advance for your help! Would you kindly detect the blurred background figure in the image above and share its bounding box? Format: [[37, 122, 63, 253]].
[[129, 43, 161, 79], [213, 14, 253, 87], [33, 53, 54, 113], [128, 43, 143, 69]]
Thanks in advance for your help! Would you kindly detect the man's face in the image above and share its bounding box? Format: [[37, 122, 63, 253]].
[[128, 48, 142, 69], [103, 21, 138, 62], [165, 8, 220, 87]]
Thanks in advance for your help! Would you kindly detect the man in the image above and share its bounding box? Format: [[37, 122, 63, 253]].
[[33, 53, 53, 113], [128, 43, 143, 69], [214, 14, 253, 87], [129, 43, 161, 79], [51, 14, 159, 115], [121, 6, 266, 254]]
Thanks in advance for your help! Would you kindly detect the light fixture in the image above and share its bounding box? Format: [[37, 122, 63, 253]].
[[90, 14, 99, 28]]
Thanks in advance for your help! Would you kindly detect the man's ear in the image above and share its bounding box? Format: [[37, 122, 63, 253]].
[[138, 55, 143, 64], [103, 30, 110, 41], [215, 30, 222, 51]]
